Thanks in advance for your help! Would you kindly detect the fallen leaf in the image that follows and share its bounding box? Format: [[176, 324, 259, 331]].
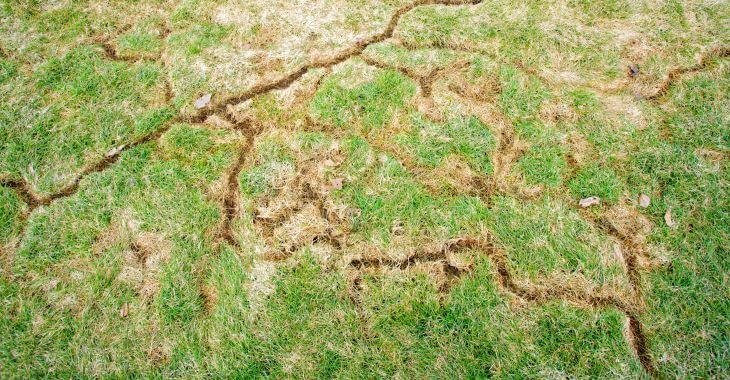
[[120, 303, 129, 318], [105, 144, 126, 158], [194, 93, 212, 109], [664, 208, 677, 229], [613, 243, 625, 264], [579, 196, 601, 208], [638, 194, 650, 208]]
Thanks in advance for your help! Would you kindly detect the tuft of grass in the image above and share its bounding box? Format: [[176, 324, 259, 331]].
[[489, 196, 624, 284], [0, 187, 23, 243], [568, 163, 624, 203], [310, 68, 416, 131], [397, 113, 496, 174]]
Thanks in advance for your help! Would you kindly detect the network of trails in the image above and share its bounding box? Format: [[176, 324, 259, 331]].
[[0, 0, 728, 377]]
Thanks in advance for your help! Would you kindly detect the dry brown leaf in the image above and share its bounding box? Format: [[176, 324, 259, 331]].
[[120, 303, 129, 318], [579, 196, 601, 208], [639, 194, 651, 208], [194, 93, 212, 109], [664, 208, 677, 229], [105, 145, 126, 158]]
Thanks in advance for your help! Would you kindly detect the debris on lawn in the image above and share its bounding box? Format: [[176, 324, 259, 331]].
[[579, 196, 601, 208], [327, 177, 344, 191], [628, 65, 639, 78], [3, 1, 726, 376], [105, 145, 126, 158], [638, 194, 650, 208], [194, 93, 212, 109], [664, 208, 677, 229], [120, 302, 129, 318]]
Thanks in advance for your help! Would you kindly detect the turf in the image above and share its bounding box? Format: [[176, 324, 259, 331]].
[[0, 0, 728, 378]]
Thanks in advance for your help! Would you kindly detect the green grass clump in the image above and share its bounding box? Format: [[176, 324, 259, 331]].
[[240, 137, 295, 196], [116, 31, 163, 58], [397, 114, 496, 174], [626, 69, 730, 377], [310, 68, 416, 130], [0, 60, 16, 84], [568, 163, 624, 203], [0, 187, 23, 243], [518, 143, 567, 187], [488, 196, 623, 284], [0, 46, 169, 194], [337, 138, 489, 243]]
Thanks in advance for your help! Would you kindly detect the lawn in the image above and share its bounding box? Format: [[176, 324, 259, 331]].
[[1, 0, 728, 377]]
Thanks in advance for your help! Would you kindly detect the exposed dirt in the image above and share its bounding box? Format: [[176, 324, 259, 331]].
[[252, 157, 351, 261], [344, 234, 654, 373], [360, 54, 470, 99], [217, 118, 261, 248], [344, 234, 652, 366], [188, 0, 485, 123], [626, 312, 658, 376], [3, 0, 485, 236], [589, 205, 655, 298], [447, 78, 540, 202], [645, 46, 729, 101], [0, 177, 44, 210]]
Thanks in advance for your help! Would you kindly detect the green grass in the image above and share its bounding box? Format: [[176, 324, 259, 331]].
[[0, 0, 728, 377], [396, 114, 496, 174], [310, 67, 416, 131], [489, 196, 625, 285]]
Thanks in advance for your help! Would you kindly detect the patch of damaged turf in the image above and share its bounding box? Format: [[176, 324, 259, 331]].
[[1, 0, 728, 378]]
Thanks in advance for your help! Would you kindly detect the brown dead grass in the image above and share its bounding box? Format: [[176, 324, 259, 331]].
[[564, 132, 595, 170], [344, 235, 639, 317], [247, 260, 277, 318], [273, 204, 331, 252], [644, 46, 730, 101], [604, 205, 653, 247], [120, 232, 172, 300], [251, 146, 354, 261], [425, 154, 478, 194]]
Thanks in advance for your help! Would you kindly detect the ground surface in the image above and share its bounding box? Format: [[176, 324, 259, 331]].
[[0, 0, 728, 378]]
